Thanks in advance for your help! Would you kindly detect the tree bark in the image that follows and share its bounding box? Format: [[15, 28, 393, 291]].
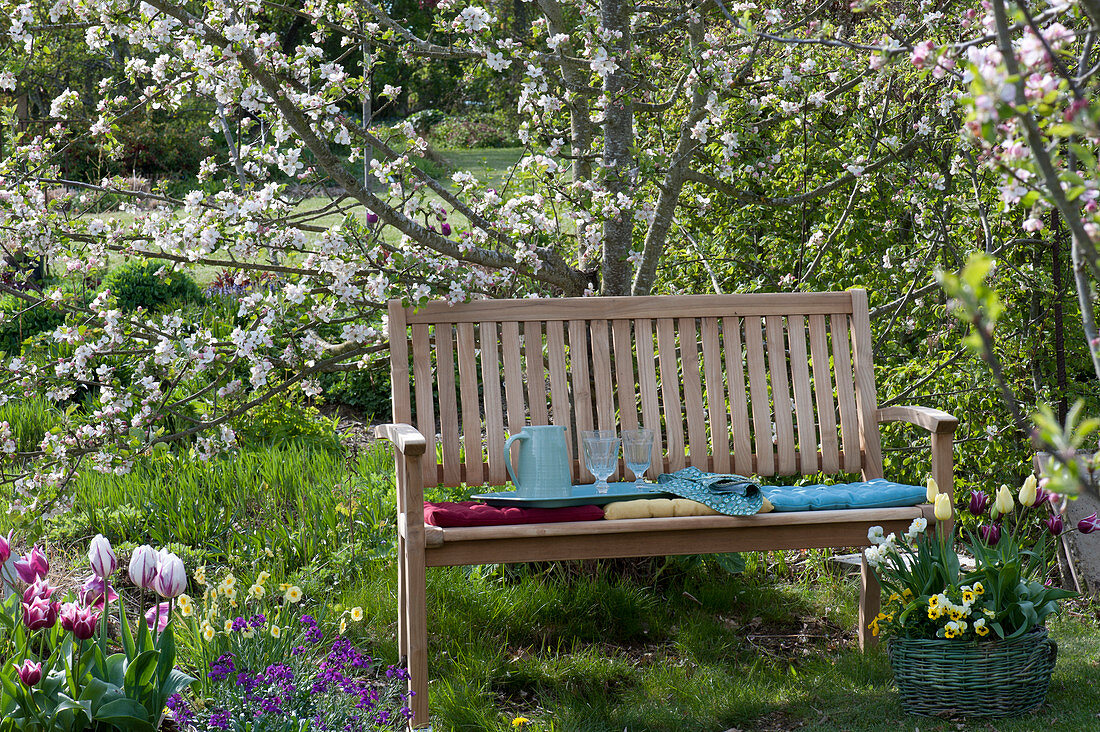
[[599, 0, 635, 296]]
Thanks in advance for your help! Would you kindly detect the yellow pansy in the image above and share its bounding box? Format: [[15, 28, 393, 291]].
[[962, 590, 975, 604], [928, 595, 940, 608], [973, 582, 985, 595], [902, 588, 913, 600]]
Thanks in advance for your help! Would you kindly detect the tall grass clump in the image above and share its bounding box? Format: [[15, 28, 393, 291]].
[[0, 394, 59, 452]]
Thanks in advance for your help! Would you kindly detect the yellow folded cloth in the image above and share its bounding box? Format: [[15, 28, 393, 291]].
[[603, 497, 773, 520]]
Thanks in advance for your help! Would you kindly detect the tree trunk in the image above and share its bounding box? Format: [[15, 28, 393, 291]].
[[598, 0, 635, 296]]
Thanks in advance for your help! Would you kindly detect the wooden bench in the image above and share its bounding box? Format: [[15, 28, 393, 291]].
[[376, 290, 958, 729]]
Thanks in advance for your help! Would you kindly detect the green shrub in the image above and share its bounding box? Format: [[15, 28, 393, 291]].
[[0, 295, 66, 355], [100, 260, 206, 312], [406, 108, 446, 134], [320, 360, 392, 421], [429, 113, 519, 149], [232, 386, 343, 451]]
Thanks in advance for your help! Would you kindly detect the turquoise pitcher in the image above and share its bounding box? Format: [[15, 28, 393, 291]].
[[504, 425, 572, 498]]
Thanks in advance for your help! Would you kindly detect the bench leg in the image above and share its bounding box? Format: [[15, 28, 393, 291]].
[[405, 536, 430, 729], [858, 553, 880, 651], [397, 533, 408, 662]]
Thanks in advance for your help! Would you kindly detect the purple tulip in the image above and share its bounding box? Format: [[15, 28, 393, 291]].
[[21, 578, 55, 604], [17, 660, 41, 687], [14, 545, 49, 584], [366, 212, 379, 224], [88, 534, 117, 578], [968, 491, 989, 517], [146, 602, 171, 633], [22, 596, 59, 631], [128, 545, 159, 590], [0, 530, 12, 564], [59, 602, 99, 641], [152, 552, 186, 599], [1033, 487, 1051, 506], [1046, 514, 1064, 536], [1079, 512, 1100, 534], [79, 574, 118, 609], [441, 222, 452, 236], [979, 523, 1002, 546]]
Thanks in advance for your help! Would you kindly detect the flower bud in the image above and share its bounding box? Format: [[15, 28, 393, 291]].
[[129, 545, 159, 590], [14, 545, 49, 584], [79, 574, 118, 609], [22, 596, 59, 631], [968, 491, 989, 517], [926, 478, 939, 503], [441, 222, 452, 236], [366, 212, 379, 224], [60, 602, 99, 641], [1033, 487, 1050, 506], [88, 534, 117, 578], [0, 530, 12, 564], [934, 493, 953, 521], [1046, 514, 1064, 536], [153, 552, 186, 599], [994, 485, 1014, 515], [1078, 512, 1100, 534], [17, 660, 41, 687], [979, 523, 1002, 546], [1019, 475, 1037, 507]]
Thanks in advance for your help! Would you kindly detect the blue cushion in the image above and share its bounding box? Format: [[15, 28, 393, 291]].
[[761, 479, 926, 512]]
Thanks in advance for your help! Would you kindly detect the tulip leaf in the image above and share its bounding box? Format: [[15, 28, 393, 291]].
[[124, 650, 159, 698], [104, 653, 127, 688], [95, 698, 154, 731], [119, 603, 136, 659]]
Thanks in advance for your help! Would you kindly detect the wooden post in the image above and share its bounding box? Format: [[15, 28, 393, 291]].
[[402, 451, 429, 729], [858, 553, 880, 650], [931, 431, 955, 543]]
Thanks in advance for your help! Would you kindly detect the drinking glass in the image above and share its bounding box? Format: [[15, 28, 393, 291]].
[[581, 430, 619, 494], [622, 429, 654, 488]]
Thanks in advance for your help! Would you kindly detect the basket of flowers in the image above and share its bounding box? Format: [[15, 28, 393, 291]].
[[864, 475, 1087, 718]]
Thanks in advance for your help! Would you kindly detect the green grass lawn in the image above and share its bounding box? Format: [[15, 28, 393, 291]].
[[338, 555, 1100, 732]]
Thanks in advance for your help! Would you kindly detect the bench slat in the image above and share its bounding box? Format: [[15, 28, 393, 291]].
[[809, 314, 840, 473], [502, 321, 526, 477], [700, 317, 730, 473], [411, 324, 437, 486], [723, 316, 754, 476], [831, 314, 861, 474], [524, 321, 548, 425], [457, 322, 483, 485], [406, 292, 856, 323], [788, 315, 819, 474], [612, 319, 639, 433], [656, 318, 686, 472], [546, 321, 573, 467], [436, 325, 461, 486], [635, 319, 662, 479], [744, 316, 774, 475], [767, 315, 797, 475], [850, 290, 884, 479], [568, 319, 595, 481], [480, 322, 507, 485], [680, 317, 708, 469]]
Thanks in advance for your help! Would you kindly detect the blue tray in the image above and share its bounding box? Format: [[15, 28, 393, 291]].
[[471, 482, 671, 508]]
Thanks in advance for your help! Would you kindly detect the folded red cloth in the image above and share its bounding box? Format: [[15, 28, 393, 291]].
[[423, 501, 604, 527]]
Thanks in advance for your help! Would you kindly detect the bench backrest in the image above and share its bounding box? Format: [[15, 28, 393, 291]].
[[387, 290, 884, 488]]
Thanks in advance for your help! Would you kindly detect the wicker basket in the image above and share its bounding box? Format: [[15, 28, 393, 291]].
[[888, 627, 1057, 717]]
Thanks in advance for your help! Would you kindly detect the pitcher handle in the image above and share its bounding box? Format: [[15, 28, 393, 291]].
[[504, 432, 528, 491]]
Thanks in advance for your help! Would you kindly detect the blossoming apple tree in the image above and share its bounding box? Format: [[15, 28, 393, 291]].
[[0, 0, 1098, 517]]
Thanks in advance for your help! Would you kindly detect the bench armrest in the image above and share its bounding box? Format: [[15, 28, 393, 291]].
[[375, 423, 427, 456], [876, 406, 958, 435]]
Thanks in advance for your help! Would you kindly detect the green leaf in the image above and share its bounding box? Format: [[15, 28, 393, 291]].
[[95, 698, 154, 732], [1049, 123, 1076, 137], [124, 650, 159, 697]]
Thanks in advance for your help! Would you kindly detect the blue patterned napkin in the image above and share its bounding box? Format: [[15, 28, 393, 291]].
[[656, 467, 764, 516]]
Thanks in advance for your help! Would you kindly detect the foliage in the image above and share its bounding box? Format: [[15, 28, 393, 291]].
[[428, 112, 519, 149], [865, 477, 1076, 642], [230, 386, 342, 451], [0, 296, 65, 356], [99, 261, 205, 313], [319, 360, 392, 421]]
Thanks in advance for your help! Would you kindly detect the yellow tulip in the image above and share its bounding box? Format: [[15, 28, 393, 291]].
[[1019, 474, 1037, 507], [926, 478, 939, 503], [994, 484, 1014, 515], [934, 493, 953, 521]]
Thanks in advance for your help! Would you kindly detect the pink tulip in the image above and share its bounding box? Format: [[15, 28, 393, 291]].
[[1046, 514, 1064, 536], [79, 574, 118, 609], [59, 602, 100, 641], [145, 602, 171, 633], [128, 545, 159, 590], [0, 530, 12, 563], [88, 534, 117, 578], [14, 545, 49, 583], [22, 596, 59, 631], [21, 578, 55, 604], [17, 660, 41, 687], [152, 552, 186, 599], [1079, 512, 1100, 534], [441, 222, 452, 236]]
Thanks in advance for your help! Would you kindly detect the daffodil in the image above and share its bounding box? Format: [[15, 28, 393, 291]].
[[256, 571, 271, 585], [284, 586, 304, 604], [351, 606, 364, 622], [201, 622, 216, 643], [224, 619, 234, 633], [339, 618, 347, 634], [271, 625, 282, 638]]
